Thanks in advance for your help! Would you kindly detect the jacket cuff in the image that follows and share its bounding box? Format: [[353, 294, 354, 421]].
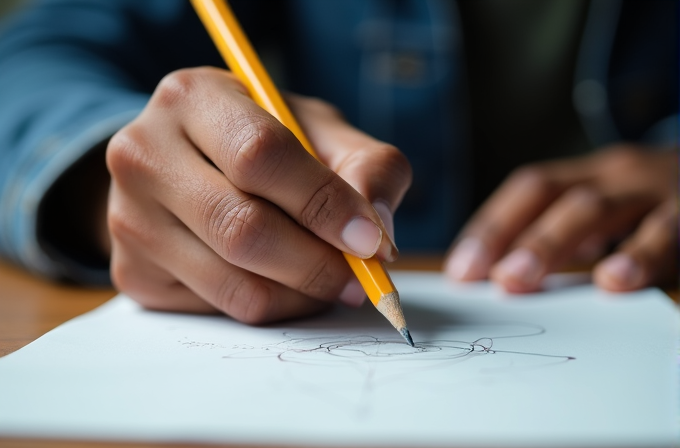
[[1, 103, 146, 284]]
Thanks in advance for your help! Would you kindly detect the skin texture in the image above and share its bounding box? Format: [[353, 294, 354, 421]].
[[445, 145, 678, 293], [105, 66, 676, 322], [105, 67, 411, 324]]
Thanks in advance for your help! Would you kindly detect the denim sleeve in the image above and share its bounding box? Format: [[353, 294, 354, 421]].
[[0, 1, 173, 283], [0, 0, 302, 284]]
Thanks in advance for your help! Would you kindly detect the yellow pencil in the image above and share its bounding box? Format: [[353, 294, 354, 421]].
[[190, 0, 413, 346]]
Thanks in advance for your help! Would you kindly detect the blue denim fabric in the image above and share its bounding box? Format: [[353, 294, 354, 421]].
[[0, 0, 675, 284]]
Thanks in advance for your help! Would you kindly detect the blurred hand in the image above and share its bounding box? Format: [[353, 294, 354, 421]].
[[445, 145, 677, 293], [106, 67, 411, 323]]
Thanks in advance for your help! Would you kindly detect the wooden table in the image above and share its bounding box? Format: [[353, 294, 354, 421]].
[[0, 255, 444, 358], [0, 256, 676, 448]]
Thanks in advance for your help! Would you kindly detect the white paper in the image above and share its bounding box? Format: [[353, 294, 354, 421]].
[[0, 272, 677, 447]]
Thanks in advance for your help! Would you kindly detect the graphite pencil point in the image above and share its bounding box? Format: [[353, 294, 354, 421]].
[[401, 328, 414, 347]]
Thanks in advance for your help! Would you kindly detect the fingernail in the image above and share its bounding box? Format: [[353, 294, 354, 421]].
[[372, 200, 395, 241], [339, 278, 366, 307], [342, 216, 382, 258], [599, 253, 643, 288], [372, 200, 399, 262], [445, 238, 489, 281], [496, 248, 543, 286]]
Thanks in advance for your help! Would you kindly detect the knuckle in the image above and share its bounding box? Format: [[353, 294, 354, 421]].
[[523, 235, 558, 258], [229, 117, 286, 190], [217, 277, 274, 324], [107, 207, 143, 244], [566, 186, 608, 215], [300, 176, 344, 231], [203, 194, 270, 265], [107, 203, 161, 252], [106, 125, 156, 183], [153, 68, 199, 109], [109, 258, 159, 310], [509, 165, 554, 191], [605, 146, 643, 172], [372, 143, 413, 188]]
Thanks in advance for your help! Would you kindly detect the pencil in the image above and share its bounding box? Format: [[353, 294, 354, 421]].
[[190, 0, 414, 347]]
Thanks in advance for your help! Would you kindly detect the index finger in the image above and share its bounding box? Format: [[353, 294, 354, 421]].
[[169, 68, 397, 262]]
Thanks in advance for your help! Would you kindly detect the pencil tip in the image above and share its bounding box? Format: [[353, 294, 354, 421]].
[[401, 328, 414, 347]]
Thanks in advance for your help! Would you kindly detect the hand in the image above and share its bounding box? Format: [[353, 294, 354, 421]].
[[445, 145, 677, 293], [106, 67, 411, 323]]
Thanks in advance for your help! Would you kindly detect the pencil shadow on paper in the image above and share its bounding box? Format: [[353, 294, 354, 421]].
[[276, 294, 467, 337]]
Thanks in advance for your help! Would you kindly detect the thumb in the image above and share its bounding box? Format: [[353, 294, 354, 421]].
[[290, 95, 412, 246]]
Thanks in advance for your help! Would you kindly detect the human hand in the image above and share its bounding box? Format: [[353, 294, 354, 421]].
[[445, 145, 677, 293], [106, 67, 411, 323]]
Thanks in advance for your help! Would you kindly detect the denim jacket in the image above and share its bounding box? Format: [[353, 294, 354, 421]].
[[0, 0, 676, 284]]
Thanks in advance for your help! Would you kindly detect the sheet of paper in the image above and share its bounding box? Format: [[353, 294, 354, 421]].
[[0, 272, 677, 447]]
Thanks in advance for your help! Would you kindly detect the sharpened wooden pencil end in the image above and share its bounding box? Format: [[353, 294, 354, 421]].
[[375, 291, 414, 345]]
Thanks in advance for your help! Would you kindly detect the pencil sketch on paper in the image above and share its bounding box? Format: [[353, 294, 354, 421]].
[[223, 325, 575, 364], [179, 320, 575, 415]]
